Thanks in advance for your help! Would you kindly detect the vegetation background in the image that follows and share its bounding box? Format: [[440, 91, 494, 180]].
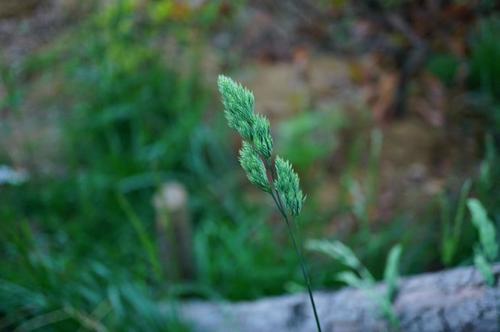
[[0, 0, 499, 330]]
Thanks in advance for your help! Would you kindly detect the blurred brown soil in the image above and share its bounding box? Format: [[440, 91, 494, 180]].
[[221, 2, 481, 226], [239, 54, 477, 222], [0, 0, 89, 64], [0, 0, 91, 174]]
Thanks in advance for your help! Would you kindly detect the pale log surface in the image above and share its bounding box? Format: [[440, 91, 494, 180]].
[[180, 264, 500, 332]]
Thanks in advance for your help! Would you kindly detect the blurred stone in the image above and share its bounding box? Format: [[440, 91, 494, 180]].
[[0, 165, 29, 185], [180, 264, 500, 332]]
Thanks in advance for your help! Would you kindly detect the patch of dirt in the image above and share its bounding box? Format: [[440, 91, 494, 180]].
[[230, 48, 478, 224], [0, 0, 86, 64], [0, 0, 90, 171]]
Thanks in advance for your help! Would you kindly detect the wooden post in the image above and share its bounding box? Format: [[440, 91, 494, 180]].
[[154, 182, 195, 282]]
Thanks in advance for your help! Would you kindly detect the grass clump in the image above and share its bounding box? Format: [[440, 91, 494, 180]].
[[468, 198, 498, 286], [307, 240, 403, 329]]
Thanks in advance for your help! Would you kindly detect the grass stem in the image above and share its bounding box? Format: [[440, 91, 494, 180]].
[[270, 189, 322, 332]]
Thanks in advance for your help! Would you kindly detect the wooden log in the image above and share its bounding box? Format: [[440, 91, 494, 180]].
[[180, 264, 500, 332]]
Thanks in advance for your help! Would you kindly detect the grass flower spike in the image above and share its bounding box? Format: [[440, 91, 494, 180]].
[[252, 114, 273, 159], [218, 74, 322, 332], [239, 141, 271, 192], [275, 156, 304, 216], [217, 74, 256, 140]]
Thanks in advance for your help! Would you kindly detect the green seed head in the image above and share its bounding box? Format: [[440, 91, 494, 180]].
[[274, 156, 304, 216], [217, 75, 255, 140], [239, 141, 270, 192], [253, 114, 273, 159]]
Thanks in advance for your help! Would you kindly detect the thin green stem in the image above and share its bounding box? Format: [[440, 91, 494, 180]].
[[263, 155, 321, 331], [270, 189, 322, 332]]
